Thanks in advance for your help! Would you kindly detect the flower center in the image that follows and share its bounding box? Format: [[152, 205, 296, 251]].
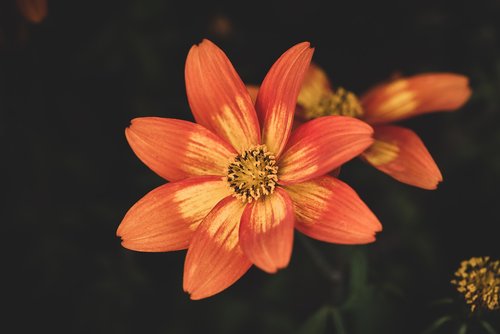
[[226, 145, 278, 203], [451, 256, 500, 312], [298, 87, 364, 120]]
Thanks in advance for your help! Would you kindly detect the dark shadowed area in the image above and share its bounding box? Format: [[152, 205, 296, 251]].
[[2, 0, 499, 333]]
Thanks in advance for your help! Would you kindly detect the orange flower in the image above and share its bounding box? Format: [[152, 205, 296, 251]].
[[16, 0, 47, 24], [294, 64, 472, 189], [117, 40, 381, 299]]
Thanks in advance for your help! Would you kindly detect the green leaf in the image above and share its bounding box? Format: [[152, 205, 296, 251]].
[[480, 321, 498, 334], [331, 308, 347, 334], [421, 315, 453, 334], [342, 250, 369, 309], [296, 306, 332, 334], [349, 250, 368, 293], [457, 324, 467, 334]]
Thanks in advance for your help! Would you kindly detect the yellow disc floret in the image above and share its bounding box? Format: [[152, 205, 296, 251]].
[[298, 87, 364, 120], [451, 256, 500, 312], [226, 145, 278, 203]]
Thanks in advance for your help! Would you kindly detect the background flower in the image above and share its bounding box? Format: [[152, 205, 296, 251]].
[[296, 64, 471, 190], [16, 0, 48, 24]]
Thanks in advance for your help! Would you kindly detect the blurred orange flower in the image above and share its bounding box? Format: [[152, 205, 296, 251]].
[[117, 40, 382, 299], [16, 0, 47, 24], [294, 64, 471, 189]]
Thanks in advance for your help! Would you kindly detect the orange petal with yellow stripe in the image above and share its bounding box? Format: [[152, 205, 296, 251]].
[[239, 188, 295, 273], [297, 63, 333, 112], [125, 117, 236, 182], [361, 125, 443, 189], [361, 73, 471, 124], [117, 176, 231, 252], [246, 85, 259, 105], [185, 39, 260, 152], [183, 196, 251, 300], [256, 42, 314, 158], [286, 176, 382, 244], [278, 116, 373, 185]]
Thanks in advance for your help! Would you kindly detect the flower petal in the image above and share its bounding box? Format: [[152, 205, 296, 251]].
[[239, 188, 295, 273], [361, 73, 472, 124], [246, 85, 259, 105], [255, 42, 314, 158], [285, 176, 382, 244], [183, 196, 251, 300], [296, 62, 333, 119], [125, 117, 236, 182], [278, 116, 374, 185], [185, 39, 260, 152], [117, 176, 231, 252], [360, 125, 443, 190]]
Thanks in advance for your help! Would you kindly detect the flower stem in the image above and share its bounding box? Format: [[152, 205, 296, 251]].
[[297, 233, 342, 284]]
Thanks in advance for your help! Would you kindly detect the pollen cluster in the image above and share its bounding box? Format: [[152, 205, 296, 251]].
[[299, 87, 364, 120], [451, 256, 500, 312], [226, 145, 278, 203]]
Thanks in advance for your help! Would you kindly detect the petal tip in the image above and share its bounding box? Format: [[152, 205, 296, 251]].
[[300, 41, 315, 54], [183, 287, 199, 300], [116, 224, 123, 238], [363, 236, 377, 244], [293, 41, 312, 50], [195, 38, 218, 51], [422, 178, 442, 190], [126, 119, 138, 132], [124, 126, 131, 139], [261, 267, 279, 274], [183, 284, 214, 301], [413, 168, 443, 190], [187, 291, 208, 301], [183, 277, 195, 298], [257, 261, 288, 274], [116, 215, 130, 238], [200, 38, 213, 45], [126, 117, 155, 131]]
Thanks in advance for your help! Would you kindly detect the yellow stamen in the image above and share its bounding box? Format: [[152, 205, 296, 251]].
[[298, 87, 364, 120], [451, 256, 500, 312], [225, 145, 278, 203]]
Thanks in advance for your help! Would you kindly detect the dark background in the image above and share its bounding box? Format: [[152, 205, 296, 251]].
[[2, 0, 499, 333]]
